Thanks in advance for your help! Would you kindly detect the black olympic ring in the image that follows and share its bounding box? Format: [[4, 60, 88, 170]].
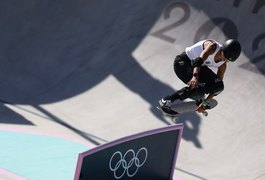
[[109, 147, 148, 179]]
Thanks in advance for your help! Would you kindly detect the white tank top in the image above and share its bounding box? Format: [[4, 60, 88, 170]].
[[185, 40, 224, 68]]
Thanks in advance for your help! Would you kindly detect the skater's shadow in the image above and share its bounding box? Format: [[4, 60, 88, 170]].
[[176, 113, 203, 148]]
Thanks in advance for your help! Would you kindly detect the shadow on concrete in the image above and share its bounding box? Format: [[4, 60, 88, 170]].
[[33, 105, 106, 145], [4, 0, 261, 148], [0, 103, 33, 125], [177, 113, 202, 148], [0, 0, 180, 144], [0, 0, 172, 105]]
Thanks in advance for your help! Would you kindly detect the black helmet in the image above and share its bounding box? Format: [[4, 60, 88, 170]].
[[221, 39, 241, 62]]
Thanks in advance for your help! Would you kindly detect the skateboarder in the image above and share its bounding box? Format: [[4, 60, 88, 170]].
[[159, 39, 241, 115]]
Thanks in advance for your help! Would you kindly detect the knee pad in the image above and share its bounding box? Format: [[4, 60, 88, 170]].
[[177, 87, 205, 100]]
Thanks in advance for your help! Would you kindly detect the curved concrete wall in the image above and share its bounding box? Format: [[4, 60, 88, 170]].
[[0, 0, 265, 179]]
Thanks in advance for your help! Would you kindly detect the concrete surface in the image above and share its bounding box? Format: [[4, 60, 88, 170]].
[[0, 0, 265, 179]]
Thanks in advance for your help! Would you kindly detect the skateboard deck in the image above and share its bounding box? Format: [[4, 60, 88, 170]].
[[157, 99, 218, 122], [170, 99, 217, 114]]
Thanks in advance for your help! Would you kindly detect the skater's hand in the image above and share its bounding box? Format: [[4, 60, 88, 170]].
[[188, 76, 198, 89], [196, 99, 209, 113], [196, 103, 206, 113]]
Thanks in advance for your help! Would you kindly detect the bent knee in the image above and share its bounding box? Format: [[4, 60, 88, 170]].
[[211, 79, 224, 95]]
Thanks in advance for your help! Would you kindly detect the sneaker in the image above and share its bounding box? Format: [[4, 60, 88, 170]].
[[159, 97, 178, 116], [159, 97, 172, 107]]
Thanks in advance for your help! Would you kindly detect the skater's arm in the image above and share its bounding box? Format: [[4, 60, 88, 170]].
[[190, 41, 216, 68], [200, 40, 217, 60], [189, 41, 216, 89], [188, 67, 200, 89], [206, 93, 215, 101], [217, 62, 227, 80]]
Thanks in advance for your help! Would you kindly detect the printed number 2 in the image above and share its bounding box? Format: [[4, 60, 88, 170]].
[[151, 2, 190, 43], [240, 33, 265, 75]]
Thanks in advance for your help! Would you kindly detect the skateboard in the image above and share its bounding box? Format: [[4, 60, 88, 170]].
[[157, 99, 218, 123]]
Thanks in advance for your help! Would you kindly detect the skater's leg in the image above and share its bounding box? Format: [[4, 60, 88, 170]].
[[163, 86, 205, 102], [199, 66, 224, 96]]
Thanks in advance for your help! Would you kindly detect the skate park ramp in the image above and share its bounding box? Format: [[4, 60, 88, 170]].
[[0, 0, 265, 179]]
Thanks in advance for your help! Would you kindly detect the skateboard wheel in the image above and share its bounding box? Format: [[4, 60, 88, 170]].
[[172, 117, 179, 123], [202, 111, 208, 116]]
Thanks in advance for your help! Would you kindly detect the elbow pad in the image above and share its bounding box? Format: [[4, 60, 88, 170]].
[[191, 57, 204, 67]]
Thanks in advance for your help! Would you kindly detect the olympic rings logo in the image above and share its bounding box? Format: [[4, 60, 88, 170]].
[[109, 147, 148, 179]]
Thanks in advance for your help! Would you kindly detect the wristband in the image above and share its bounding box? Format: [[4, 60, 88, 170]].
[[193, 73, 199, 77]]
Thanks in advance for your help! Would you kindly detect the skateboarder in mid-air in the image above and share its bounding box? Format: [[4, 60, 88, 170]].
[[159, 39, 241, 115]]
